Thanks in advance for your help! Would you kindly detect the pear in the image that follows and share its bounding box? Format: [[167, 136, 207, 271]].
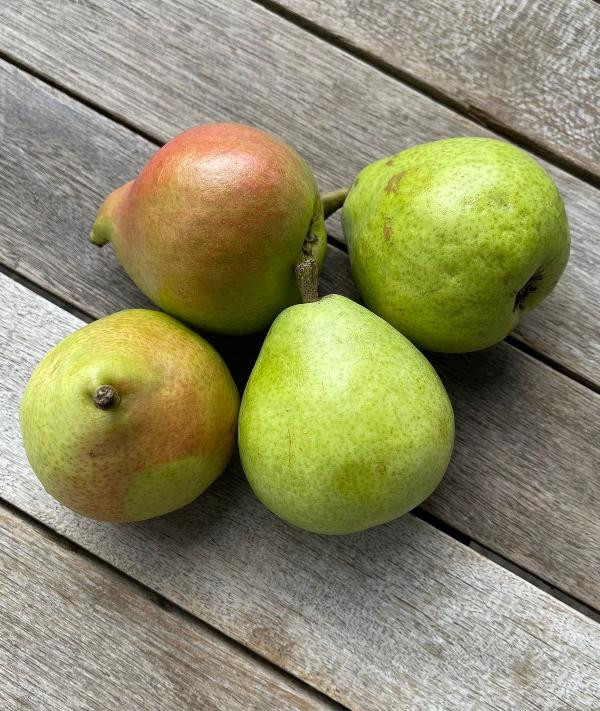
[[90, 123, 332, 335], [20, 310, 239, 522], [342, 137, 570, 352], [238, 260, 454, 535]]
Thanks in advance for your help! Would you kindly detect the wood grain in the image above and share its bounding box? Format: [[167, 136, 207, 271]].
[[2, 275, 600, 710], [0, 0, 599, 384], [0, 507, 332, 711], [1, 62, 600, 612], [274, 0, 600, 179]]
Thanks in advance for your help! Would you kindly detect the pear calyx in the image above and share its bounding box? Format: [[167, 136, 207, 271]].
[[514, 270, 544, 312], [93, 385, 121, 410]]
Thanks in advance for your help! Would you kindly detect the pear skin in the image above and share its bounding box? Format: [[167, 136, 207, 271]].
[[20, 310, 239, 522], [90, 124, 327, 335], [238, 294, 454, 535], [342, 137, 570, 352]]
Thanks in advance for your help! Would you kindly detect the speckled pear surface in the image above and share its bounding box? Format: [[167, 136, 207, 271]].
[[342, 137, 570, 352], [238, 295, 454, 535], [20, 310, 239, 522], [90, 123, 327, 335]]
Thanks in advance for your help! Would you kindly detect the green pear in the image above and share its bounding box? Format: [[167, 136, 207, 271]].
[[238, 267, 454, 535], [20, 310, 239, 522], [342, 137, 570, 352]]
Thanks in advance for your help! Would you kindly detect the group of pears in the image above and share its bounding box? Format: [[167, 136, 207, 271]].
[[20, 124, 569, 534]]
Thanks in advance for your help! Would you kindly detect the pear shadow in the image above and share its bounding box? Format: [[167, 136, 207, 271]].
[[79, 457, 466, 642], [319, 243, 362, 302], [206, 332, 265, 391], [229, 506, 456, 618], [95, 451, 440, 601], [129, 499, 460, 679], [102, 451, 255, 553], [426, 345, 514, 472], [426, 343, 524, 479], [428, 344, 512, 409], [82, 241, 161, 318]]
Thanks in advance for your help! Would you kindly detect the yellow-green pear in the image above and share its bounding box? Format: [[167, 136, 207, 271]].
[[238, 260, 454, 535], [20, 310, 239, 522], [342, 137, 570, 352]]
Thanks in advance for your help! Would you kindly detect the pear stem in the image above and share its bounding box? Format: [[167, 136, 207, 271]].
[[295, 257, 319, 304], [321, 188, 350, 219], [93, 385, 120, 410]]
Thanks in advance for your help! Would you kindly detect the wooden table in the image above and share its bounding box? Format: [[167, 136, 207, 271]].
[[1, 2, 599, 709]]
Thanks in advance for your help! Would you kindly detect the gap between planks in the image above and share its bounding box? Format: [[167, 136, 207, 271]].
[[249, 0, 600, 190], [0, 49, 163, 150], [503, 334, 600, 396], [470, 539, 600, 625], [0, 263, 93, 324], [3, 263, 599, 629], [0, 495, 349, 711], [0, 48, 595, 402]]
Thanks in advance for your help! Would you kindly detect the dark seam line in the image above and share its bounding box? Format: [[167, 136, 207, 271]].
[[0, 50, 163, 149], [471, 538, 600, 624]]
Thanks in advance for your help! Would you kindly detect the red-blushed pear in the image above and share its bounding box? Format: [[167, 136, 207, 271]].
[[89, 123, 343, 335], [20, 310, 239, 522]]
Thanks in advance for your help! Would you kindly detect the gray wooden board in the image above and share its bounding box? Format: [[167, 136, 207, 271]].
[[274, 0, 600, 179], [0, 507, 332, 711], [0, 1, 599, 385], [2, 276, 600, 711], [1, 62, 600, 612]]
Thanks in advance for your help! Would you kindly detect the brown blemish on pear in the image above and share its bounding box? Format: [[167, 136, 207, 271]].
[[384, 172, 405, 194], [383, 217, 393, 244]]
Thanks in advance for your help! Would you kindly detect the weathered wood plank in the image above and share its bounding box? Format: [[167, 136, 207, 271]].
[[0, 507, 332, 711], [274, 0, 600, 179], [428, 345, 600, 603], [2, 275, 600, 711], [1, 62, 600, 611], [0, 0, 599, 384]]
